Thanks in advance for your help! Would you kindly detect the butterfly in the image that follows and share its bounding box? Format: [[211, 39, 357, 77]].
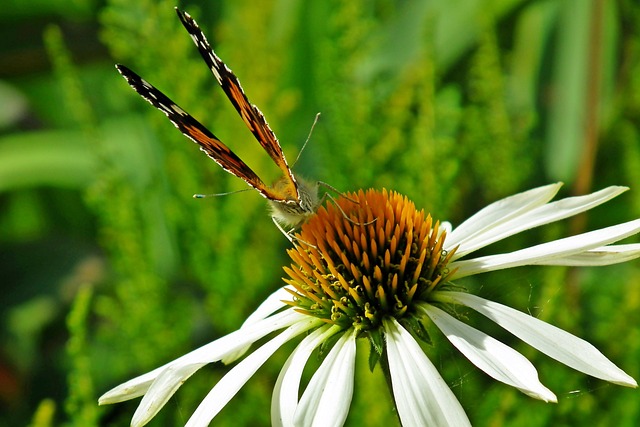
[[115, 8, 323, 232]]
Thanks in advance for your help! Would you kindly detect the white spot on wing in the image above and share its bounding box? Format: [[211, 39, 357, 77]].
[[172, 105, 188, 116]]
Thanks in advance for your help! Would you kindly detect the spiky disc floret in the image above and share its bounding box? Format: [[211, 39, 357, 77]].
[[283, 189, 457, 335]]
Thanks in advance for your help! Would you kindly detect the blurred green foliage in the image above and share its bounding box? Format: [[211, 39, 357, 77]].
[[1, 0, 640, 426]]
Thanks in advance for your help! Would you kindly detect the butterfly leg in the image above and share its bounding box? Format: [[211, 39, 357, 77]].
[[271, 216, 319, 249], [317, 181, 360, 205], [272, 216, 295, 243], [320, 191, 377, 227]]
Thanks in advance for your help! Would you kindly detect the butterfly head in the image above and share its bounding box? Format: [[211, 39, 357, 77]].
[[269, 176, 320, 227]]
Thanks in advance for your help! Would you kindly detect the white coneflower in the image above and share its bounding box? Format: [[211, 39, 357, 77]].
[[100, 183, 639, 426]]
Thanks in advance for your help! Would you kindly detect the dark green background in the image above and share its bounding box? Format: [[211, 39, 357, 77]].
[[1, 0, 639, 426]]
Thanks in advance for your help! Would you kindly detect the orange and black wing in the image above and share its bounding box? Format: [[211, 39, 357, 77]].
[[175, 8, 300, 204], [116, 64, 278, 200]]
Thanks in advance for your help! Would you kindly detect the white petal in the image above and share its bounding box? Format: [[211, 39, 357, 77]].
[[99, 309, 304, 406], [294, 329, 357, 427], [451, 218, 640, 278], [176, 303, 305, 366], [131, 363, 205, 427], [222, 286, 293, 364], [421, 305, 557, 402], [383, 317, 471, 427], [184, 318, 321, 427], [436, 291, 637, 387], [244, 287, 295, 324], [271, 325, 339, 427], [539, 244, 640, 266], [99, 368, 163, 405], [441, 221, 453, 236], [447, 183, 562, 251], [450, 186, 628, 259]]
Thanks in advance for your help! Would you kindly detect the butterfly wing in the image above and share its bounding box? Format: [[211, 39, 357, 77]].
[[175, 8, 300, 205], [116, 64, 285, 201]]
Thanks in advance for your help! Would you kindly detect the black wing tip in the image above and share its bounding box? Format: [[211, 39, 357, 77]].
[[114, 64, 140, 84], [115, 63, 134, 75], [176, 7, 205, 39], [175, 7, 193, 27], [114, 64, 129, 75]]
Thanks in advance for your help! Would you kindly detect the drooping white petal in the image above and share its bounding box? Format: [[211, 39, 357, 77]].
[[447, 183, 562, 251], [451, 218, 640, 279], [383, 317, 471, 427], [131, 363, 205, 427], [293, 329, 357, 427], [222, 286, 293, 364], [271, 324, 339, 427], [244, 287, 294, 324], [98, 368, 163, 405], [183, 317, 322, 427], [538, 244, 640, 266], [421, 305, 557, 402], [99, 308, 305, 406], [436, 291, 638, 387], [450, 186, 628, 259]]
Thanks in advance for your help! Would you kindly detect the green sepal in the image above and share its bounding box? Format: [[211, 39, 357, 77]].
[[401, 315, 432, 346], [367, 328, 384, 372], [318, 331, 341, 363]]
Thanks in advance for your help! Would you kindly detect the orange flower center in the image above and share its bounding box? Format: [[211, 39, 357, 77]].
[[283, 189, 457, 333]]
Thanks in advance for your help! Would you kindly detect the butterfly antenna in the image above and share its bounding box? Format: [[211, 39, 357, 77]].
[[292, 112, 321, 168], [193, 188, 252, 198]]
